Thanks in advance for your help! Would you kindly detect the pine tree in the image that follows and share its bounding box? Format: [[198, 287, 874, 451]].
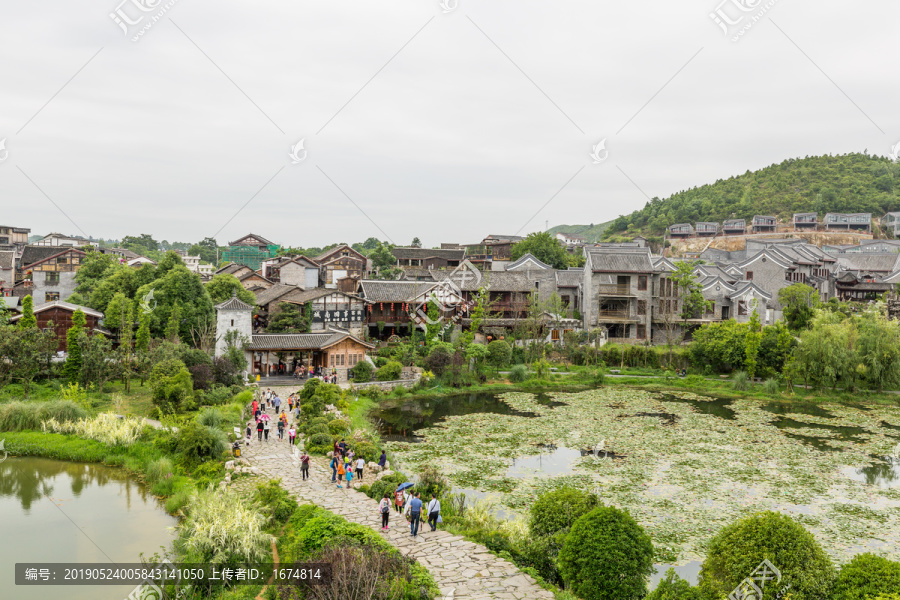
[[63, 309, 87, 383], [119, 303, 134, 391], [19, 295, 37, 328], [136, 309, 151, 353]]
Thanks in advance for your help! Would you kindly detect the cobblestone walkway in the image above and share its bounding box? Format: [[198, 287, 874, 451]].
[[240, 390, 554, 600]]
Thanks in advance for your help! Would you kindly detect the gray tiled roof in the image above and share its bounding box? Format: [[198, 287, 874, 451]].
[[392, 247, 465, 261], [21, 245, 78, 268], [587, 250, 655, 273], [255, 284, 301, 307], [556, 270, 583, 287], [247, 331, 373, 351], [447, 270, 534, 292], [11, 300, 104, 319], [399, 269, 438, 281], [215, 295, 254, 311], [836, 253, 900, 272], [358, 280, 437, 302], [0, 250, 14, 270], [506, 253, 553, 271]]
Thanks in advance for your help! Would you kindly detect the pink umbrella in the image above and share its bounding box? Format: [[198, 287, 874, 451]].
[[258, 414, 272, 421]]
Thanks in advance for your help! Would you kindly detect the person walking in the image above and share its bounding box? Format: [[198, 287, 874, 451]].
[[330, 454, 338, 482], [256, 419, 264, 442], [394, 487, 405, 514], [288, 425, 296, 447], [378, 450, 387, 468], [246, 422, 252, 441], [252, 399, 259, 420], [426, 493, 441, 532], [379, 494, 391, 532], [345, 464, 354, 489], [336, 458, 345, 488], [407, 492, 423, 537], [355, 456, 365, 481], [263, 420, 270, 442], [300, 450, 310, 480], [273, 395, 281, 414], [277, 418, 285, 440]]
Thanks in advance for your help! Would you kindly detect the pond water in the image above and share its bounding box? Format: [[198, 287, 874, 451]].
[[0, 456, 177, 600], [374, 392, 542, 441]]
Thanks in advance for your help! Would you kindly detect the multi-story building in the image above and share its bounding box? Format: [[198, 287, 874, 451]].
[[582, 248, 656, 342], [722, 219, 746, 235], [0, 225, 31, 252], [881, 212, 900, 236], [314, 245, 367, 289], [667, 223, 694, 239], [793, 213, 818, 230], [391, 246, 465, 270], [825, 213, 871, 232], [18, 246, 86, 304], [32, 233, 97, 248], [752, 215, 777, 233]]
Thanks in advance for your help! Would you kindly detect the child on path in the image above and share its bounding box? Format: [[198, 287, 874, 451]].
[[336, 459, 345, 488], [379, 494, 391, 531], [345, 466, 353, 489]]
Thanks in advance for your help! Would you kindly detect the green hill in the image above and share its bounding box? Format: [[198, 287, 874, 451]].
[[547, 221, 614, 243], [604, 153, 899, 239], [553, 154, 898, 242]]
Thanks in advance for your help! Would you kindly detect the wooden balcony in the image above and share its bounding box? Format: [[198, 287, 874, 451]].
[[597, 284, 633, 296]]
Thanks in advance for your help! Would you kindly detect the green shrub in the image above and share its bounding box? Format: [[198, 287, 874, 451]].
[[362, 472, 408, 502], [301, 396, 326, 420], [487, 340, 512, 370], [307, 432, 332, 447], [731, 370, 750, 391], [832, 553, 900, 600], [352, 441, 378, 463], [646, 569, 703, 600], [199, 386, 233, 406], [150, 359, 194, 412], [517, 533, 563, 586], [375, 360, 403, 381], [151, 473, 177, 496], [558, 505, 654, 600], [176, 421, 228, 466], [164, 486, 192, 515], [699, 511, 835, 600], [197, 407, 226, 430], [254, 479, 298, 525], [349, 360, 374, 383], [529, 486, 601, 538], [327, 418, 350, 435], [508, 364, 528, 383], [307, 424, 330, 438], [416, 465, 450, 499], [191, 461, 225, 489], [0, 400, 87, 432]]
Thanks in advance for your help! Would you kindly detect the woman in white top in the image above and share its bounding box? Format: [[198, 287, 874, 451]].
[[426, 493, 441, 532], [378, 494, 391, 531], [355, 457, 365, 480]]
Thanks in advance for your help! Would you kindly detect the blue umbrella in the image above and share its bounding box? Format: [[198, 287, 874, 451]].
[[396, 482, 415, 492]]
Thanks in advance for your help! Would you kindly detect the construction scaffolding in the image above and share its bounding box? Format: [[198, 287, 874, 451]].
[[222, 244, 279, 270]]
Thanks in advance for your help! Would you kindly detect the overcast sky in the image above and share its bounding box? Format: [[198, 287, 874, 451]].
[[0, 0, 897, 248]]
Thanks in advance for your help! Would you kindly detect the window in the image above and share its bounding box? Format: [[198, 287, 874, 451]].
[[638, 276, 647, 291], [57, 257, 67, 264], [738, 301, 747, 316], [45, 292, 60, 302], [45, 272, 60, 284], [637, 300, 647, 316], [551, 329, 560, 341], [637, 325, 646, 339], [745, 271, 753, 281], [534, 281, 540, 289], [230, 319, 234, 326]]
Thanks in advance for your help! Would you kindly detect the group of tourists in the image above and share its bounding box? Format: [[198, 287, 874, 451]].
[[292, 365, 340, 384], [378, 489, 441, 536], [245, 386, 442, 538]]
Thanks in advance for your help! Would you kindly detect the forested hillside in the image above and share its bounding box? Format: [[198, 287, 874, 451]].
[[603, 153, 899, 239], [547, 221, 614, 243]]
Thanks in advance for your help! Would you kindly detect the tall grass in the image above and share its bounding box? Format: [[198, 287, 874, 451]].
[[42, 412, 145, 446], [178, 487, 275, 564], [731, 371, 750, 391], [145, 457, 175, 483], [197, 407, 225, 430], [0, 401, 87, 432], [763, 378, 780, 394]]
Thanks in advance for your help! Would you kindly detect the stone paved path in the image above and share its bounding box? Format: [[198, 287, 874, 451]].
[[240, 388, 555, 600]]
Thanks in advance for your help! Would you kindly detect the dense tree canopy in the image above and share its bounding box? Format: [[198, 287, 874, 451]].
[[205, 273, 257, 306], [133, 265, 214, 343], [510, 232, 571, 270], [605, 153, 899, 238]]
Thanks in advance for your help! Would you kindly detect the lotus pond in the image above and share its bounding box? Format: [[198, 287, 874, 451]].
[[375, 388, 900, 568]]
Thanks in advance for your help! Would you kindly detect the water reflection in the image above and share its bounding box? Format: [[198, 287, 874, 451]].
[[760, 402, 836, 419], [842, 456, 900, 489], [658, 394, 736, 420], [0, 457, 176, 600], [374, 392, 538, 442]]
